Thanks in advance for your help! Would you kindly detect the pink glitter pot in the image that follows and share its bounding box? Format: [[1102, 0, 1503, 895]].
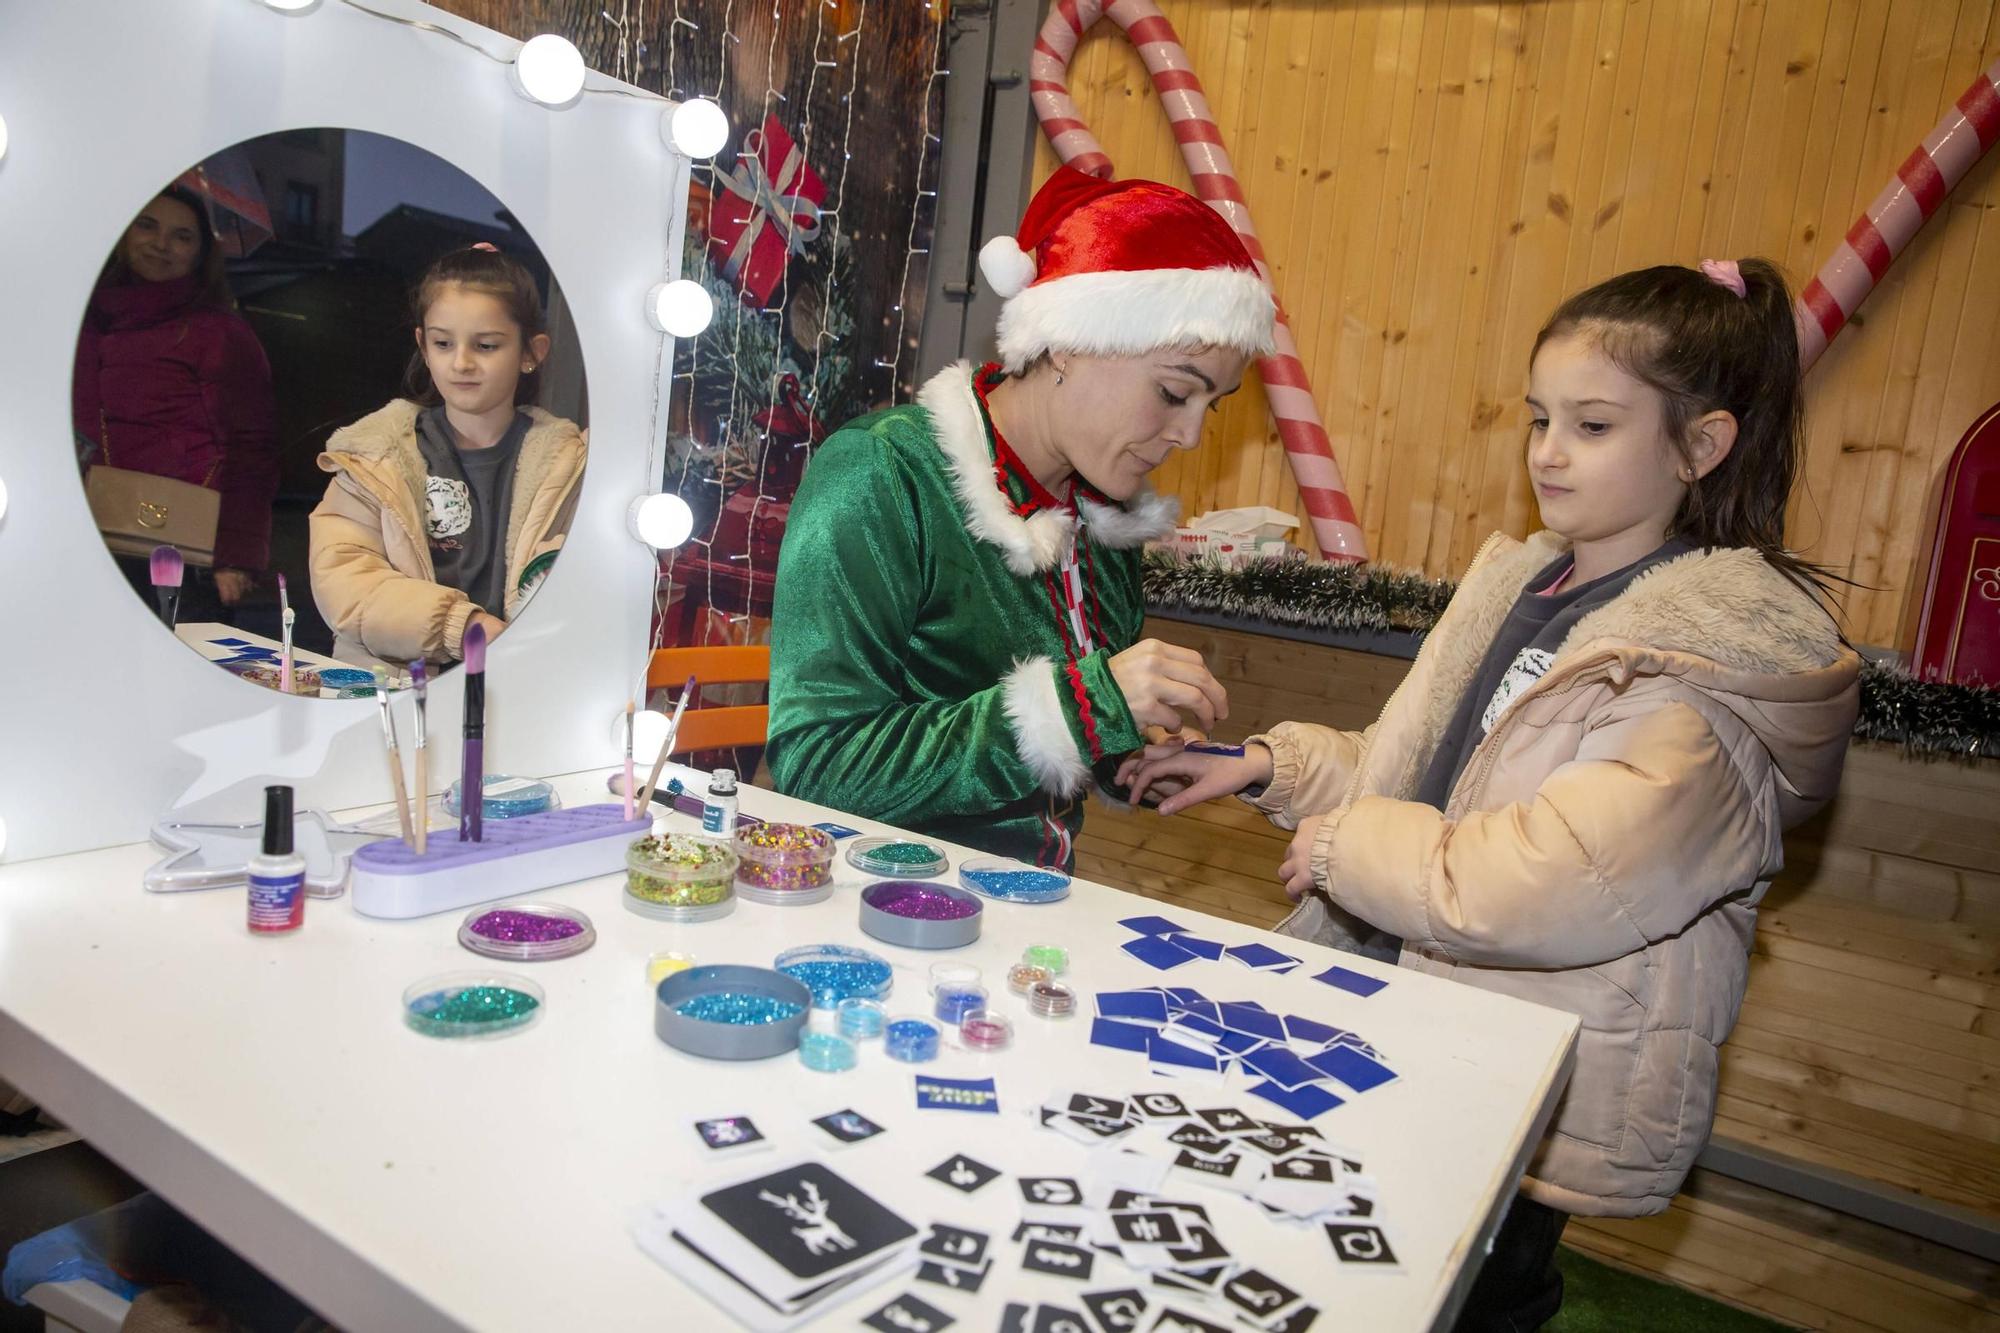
[[456, 903, 596, 962], [733, 823, 836, 905], [958, 1009, 1013, 1052], [859, 880, 983, 949]]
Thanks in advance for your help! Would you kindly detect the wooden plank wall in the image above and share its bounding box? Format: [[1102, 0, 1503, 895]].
[[1078, 617, 2000, 1328], [1034, 0, 2000, 647]]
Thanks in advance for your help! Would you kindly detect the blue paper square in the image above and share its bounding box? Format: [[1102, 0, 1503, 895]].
[[1311, 965, 1389, 998], [1225, 942, 1300, 971], [1164, 987, 1211, 1008], [1244, 1079, 1346, 1119], [1122, 935, 1198, 971], [1096, 990, 1172, 1024], [1215, 1030, 1267, 1057], [1217, 1003, 1288, 1041], [1243, 1045, 1324, 1090], [1167, 934, 1226, 961], [1120, 914, 1192, 936], [1174, 999, 1222, 1025], [810, 821, 862, 839], [1145, 1032, 1222, 1072], [1089, 1018, 1155, 1053], [1308, 1044, 1398, 1093], [1284, 1015, 1343, 1045], [915, 1075, 1000, 1113]]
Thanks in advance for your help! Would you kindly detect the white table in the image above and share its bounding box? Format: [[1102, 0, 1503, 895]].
[[0, 768, 1576, 1331], [174, 622, 377, 695]]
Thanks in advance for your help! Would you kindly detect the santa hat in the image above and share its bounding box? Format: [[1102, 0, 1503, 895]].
[[979, 166, 1277, 374]]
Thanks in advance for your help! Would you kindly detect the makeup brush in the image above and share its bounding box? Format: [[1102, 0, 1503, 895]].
[[149, 545, 183, 629], [375, 687, 414, 845], [409, 659, 429, 856], [623, 698, 637, 821], [277, 573, 296, 694], [635, 674, 697, 813], [460, 622, 488, 843]]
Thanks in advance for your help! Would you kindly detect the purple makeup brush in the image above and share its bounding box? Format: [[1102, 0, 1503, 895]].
[[460, 622, 487, 842], [149, 546, 183, 628]]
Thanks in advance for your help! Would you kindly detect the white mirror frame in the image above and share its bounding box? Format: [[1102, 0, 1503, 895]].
[[0, 0, 688, 861]]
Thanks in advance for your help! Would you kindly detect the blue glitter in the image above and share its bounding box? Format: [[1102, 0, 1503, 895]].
[[962, 868, 1071, 901], [837, 998, 886, 1039], [885, 1017, 941, 1063], [774, 945, 894, 1008], [676, 992, 805, 1025], [799, 1031, 858, 1072], [933, 984, 987, 1025]]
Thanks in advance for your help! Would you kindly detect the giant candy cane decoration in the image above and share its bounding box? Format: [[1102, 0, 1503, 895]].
[[1030, 0, 1368, 561], [1796, 56, 2000, 371]]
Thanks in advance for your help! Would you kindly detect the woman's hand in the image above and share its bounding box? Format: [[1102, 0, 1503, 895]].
[[214, 569, 254, 606], [1277, 814, 1325, 901], [1109, 639, 1228, 733], [1122, 742, 1274, 815]]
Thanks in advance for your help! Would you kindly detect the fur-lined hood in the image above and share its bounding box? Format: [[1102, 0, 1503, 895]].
[[915, 362, 1177, 575]]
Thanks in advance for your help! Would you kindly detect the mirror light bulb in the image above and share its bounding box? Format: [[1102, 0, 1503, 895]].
[[629, 494, 695, 550], [647, 280, 713, 337], [666, 99, 729, 158], [513, 34, 586, 107], [261, 0, 322, 11], [631, 709, 673, 764]]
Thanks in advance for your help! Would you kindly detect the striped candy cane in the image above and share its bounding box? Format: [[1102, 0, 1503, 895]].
[[1031, 0, 1368, 561], [1796, 56, 2000, 372]]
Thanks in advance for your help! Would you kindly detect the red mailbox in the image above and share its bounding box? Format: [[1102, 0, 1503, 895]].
[[1910, 402, 2000, 685]]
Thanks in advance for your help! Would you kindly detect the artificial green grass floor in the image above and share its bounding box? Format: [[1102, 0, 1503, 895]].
[[1551, 1245, 1793, 1332]]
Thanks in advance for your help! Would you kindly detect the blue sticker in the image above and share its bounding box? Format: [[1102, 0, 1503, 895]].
[[1168, 1013, 1226, 1043], [1144, 1032, 1222, 1072], [1215, 1029, 1266, 1057], [812, 821, 863, 839], [1168, 934, 1226, 961], [1217, 1003, 1288, 1041], [1308, 1044, 1398, 1093], [1224, 941, 1300, 971], [1095, 990, 1172, 1024], [1122, 935, 1198, 972], [1243, 1045, 1325, 1090], [1119, 914, 1192, 937], [1089, 1018, 1155, 1053], [1245, 1079, 1346, 1119], [916, 1075, 1000, 1113], [1164, 987, 1212, 1008], [1182, 741, 1248, 757], [1312, 965, 1389, 998], [1284, 1015, 1343, 1045]]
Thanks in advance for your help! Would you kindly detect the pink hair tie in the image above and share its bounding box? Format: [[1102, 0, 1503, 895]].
[[470, 241, 500, 253], [1699, 258, 1745, 298]]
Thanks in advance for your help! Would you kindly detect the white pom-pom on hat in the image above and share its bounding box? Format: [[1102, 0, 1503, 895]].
[[979, 234, 1038, 299]]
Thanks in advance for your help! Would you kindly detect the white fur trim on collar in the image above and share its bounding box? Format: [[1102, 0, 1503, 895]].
[[996, 267, 1277, 374], [915, 362, 1179, 572], [1001, 656, 1090, 797]]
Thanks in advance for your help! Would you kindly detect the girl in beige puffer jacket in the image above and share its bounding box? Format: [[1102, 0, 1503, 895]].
[[1125, 259, 1859, 1332]]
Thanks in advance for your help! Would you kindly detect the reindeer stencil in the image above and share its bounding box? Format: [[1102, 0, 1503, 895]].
[[757, 1179, 855, 1256]]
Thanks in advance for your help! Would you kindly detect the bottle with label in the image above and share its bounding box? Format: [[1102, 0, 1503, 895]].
[[701, 768, 739, 834], [247, 785, 305, 934]]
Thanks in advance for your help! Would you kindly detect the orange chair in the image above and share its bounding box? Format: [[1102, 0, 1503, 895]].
[[646, 645, 770, 753]]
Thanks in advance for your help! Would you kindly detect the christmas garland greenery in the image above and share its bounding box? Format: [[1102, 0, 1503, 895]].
[[1142, 553, 2000, 760]]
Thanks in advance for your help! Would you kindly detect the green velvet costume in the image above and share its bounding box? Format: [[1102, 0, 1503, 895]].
[[767, 361, 1178, 868]]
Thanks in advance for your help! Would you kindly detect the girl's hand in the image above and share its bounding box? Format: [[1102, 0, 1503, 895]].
[[214, 569, 254, 605], [1109, 639, 1229, 734], [1124, 742, 1274, 815], [1278, 814, 1325, 901], [1113, 726, 1208, 797]]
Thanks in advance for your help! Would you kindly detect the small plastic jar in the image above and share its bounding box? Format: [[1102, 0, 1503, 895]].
[[884, 1015, 942, 1063], [927, 961, 981, 995], [837, 997, 887, 1040], [1022, 944, 1069, 975], [1007, 963, 1052, 995], [933, 983, 987, 1026], [734, 823, 836, 904], [624, 834, 737, 922], [958, 1009, 1013, 1052], [798, 1030, 859, 1072], [1026, 979, 1077, 1019]]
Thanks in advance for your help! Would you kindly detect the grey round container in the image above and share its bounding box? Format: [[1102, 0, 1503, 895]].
[[858, 881, 984, 950], [654, 965, 812, 1060]]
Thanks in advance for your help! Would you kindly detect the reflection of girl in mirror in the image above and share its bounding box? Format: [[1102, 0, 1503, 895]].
[[309, 245, 585, 667], [73, 184, 279, 615]]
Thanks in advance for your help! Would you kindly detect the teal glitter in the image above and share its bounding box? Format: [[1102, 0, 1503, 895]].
[[799, 1031, 858, 1072], [779, 958, 894, 1007], [676, 992, 805, 1025], [871, 841, 943, 864], [405, 985, 539, 1036], [963, 868, 1070, 900]]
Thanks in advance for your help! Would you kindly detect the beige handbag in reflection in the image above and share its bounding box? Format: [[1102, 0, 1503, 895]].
[[85, 465, 221, 567]]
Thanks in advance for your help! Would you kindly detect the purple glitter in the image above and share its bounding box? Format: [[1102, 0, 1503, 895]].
[[468, 910, 586, 944], [869, 882, 979, 921]]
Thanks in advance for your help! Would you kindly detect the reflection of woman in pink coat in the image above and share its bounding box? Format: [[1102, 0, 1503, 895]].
[[73, 184, 278, 616]]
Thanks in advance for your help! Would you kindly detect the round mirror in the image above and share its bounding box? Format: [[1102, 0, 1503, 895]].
[[72, 128, 588, 698]]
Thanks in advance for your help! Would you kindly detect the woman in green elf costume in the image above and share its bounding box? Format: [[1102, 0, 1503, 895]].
[[767, 168, 1278, 869]]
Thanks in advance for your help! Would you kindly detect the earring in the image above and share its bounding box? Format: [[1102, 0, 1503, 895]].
[[1681, 466, 1695, 482], [1055, 371, 1064, 386], [524, 363, 537, 373]]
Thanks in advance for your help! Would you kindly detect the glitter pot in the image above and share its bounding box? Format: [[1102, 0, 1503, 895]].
[[933, 983, 987, 1025], [403, 971, 543, 1039], [318, 667, 377, 696], [927, 961, 981, 996], [884, 1015, 942, 1063], [624, 833, 737, 922], [959, 856, 1072, 904], [845, 836, 949, 879], [443, 775, 559, 821], [647, 951, 696, 985], [798, 1030, 858, 1073], [456, 902, 595, 962], [1026, 979, 1078, 1019], [958, 1009, 1013, 1052], [836, 997, 886, 1040], [734, 823, 836, 904], [1007, 963, 1052, 995], [1023, 944, 1069, 975], [773, 943, 894, 1008], [653, 965, 812, 1060], [858, 880, 983, 949]]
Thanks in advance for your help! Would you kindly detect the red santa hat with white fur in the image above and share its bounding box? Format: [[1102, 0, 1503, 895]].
[[979, 166, 1277, 374]]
